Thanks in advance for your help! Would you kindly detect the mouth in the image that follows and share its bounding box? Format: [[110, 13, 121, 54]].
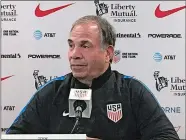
[[71, 64, 87, 66]]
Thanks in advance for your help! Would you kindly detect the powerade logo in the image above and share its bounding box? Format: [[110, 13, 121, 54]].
[[153, 52, 162, 62], [148, 34, 182, 38], [34, 30, 42, 40]]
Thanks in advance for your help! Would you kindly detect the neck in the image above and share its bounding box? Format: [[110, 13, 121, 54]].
[[77, 64, 110, 87], [77, 79, 92, 87]]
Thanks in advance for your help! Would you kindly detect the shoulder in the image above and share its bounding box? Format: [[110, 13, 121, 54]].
[[34, 73, 72, 99], [113, 70, 152, 97]]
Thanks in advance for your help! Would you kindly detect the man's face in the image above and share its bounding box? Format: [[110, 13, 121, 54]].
[[68, 22, 110, 80]]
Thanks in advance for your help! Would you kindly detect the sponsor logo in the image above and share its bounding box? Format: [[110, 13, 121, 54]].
[[2, 30, 19, 36], [34, 30, 42, 40], [28, 54, 61, 59], [117, 33, 141, 38], [74, 90, 88, 98], [1, 53, 21, 59], [62, 110, 69, 116], [155, 4, 186, 18], [153, 71, 185, 96], [107, 103, 122, 123], [94, 0, 137, 23], [33, 70, 58, 90], [153, 52, 162, 62], [113, 50, 121, 63], [113, 50, 139, 63], [1, 4, 17, 22], [174, 126, 181, 132], [1, 75, 14, 81], [153, 52, 176, 62], [2, 106, 15, 111], [1, 128, 8, 132], [122, 52, 138, 59], [148, 34, 182, 38], [35, 3, 74, 17], [33, 30, 56, 40], [161, 106, 181, 113]]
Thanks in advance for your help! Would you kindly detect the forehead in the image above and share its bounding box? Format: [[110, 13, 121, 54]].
[[69, 22, 100, 42]]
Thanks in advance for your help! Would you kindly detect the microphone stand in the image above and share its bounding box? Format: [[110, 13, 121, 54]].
[[70, 101, 86, 134], [70, 117, 80, 134]]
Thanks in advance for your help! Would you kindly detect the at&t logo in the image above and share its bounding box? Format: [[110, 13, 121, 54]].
[[33, 30, 56, 40], [34, 30, 42, 40], [153, 52, 176, 62]]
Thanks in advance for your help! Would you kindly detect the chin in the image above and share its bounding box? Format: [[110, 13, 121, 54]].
[[72, 72, 86, 79]]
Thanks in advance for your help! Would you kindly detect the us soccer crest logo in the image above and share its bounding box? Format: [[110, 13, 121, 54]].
[[113, 50, 121, 63], [107, 103, 123, 123]]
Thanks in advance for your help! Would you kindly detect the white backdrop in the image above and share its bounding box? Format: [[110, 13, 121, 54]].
[[1, 1, 185, 139]]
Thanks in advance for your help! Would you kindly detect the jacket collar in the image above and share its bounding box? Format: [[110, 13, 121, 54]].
[[73, 65, 112, 90], [53, 65, 112, 105]]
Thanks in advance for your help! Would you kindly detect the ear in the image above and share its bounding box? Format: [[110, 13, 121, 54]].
[[105, 45, 114, 63]]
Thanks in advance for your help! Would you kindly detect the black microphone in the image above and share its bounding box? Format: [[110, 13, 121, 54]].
[[69, 88, 92, 134], [73, 100, 87, 119]]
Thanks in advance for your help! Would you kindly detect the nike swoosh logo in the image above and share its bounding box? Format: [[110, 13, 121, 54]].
[[35, 3, 74, 17], [155, 4, 186, 18], [1, 75, 14, 81], [62, 111, 69, 116]]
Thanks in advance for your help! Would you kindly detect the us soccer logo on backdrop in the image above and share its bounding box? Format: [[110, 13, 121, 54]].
[[107, 103, 123, 123], [113, 50, 121, 63]]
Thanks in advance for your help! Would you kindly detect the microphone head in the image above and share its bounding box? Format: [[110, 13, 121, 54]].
[[73, 100, 87, 112], [69, 88, 92, 118]]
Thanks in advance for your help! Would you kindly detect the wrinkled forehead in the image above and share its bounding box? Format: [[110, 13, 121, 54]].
[[69, 23, 101, 43]]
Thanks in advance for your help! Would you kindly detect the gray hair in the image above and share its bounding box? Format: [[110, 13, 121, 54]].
[[70, 15, 116, 50]]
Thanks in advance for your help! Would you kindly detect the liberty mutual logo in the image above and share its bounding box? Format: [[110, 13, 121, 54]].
[[94, 0, 109, 16], [153, 71, 185, 96], [33, 70, 57, 90], [94, 0, 137, 23]]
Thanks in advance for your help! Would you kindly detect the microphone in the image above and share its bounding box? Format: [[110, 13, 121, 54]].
[[69, 88, 92, 134], [73, 100, 87, 118], [69, 88, 92, 119]]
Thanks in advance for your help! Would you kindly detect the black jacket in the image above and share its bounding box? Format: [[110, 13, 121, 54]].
[[6, 67, 180, 140]]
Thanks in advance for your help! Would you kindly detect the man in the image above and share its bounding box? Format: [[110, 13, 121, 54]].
[[6, 15, 180, 140]]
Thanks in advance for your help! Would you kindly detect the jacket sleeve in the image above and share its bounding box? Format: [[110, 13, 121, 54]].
[[130, 79, 180, 140], [6, 82, 54, 134]]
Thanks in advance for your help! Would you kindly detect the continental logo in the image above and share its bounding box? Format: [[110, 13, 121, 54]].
[[117, 33, 141, 38], [1, 53, 21, 58], [28, 54, 61, 59]]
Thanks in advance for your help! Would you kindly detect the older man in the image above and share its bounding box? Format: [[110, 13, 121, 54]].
[[6, 15, 179, 140]]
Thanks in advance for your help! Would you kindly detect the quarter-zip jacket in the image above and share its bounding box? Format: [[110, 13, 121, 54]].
[[6, 67, 180, 140]]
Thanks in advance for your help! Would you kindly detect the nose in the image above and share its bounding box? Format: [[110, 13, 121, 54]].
[[70, 46, 82, 59]]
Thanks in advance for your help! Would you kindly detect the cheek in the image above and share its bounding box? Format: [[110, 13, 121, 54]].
[[68, 51, 71, 60], [89, 53, 105, 65]]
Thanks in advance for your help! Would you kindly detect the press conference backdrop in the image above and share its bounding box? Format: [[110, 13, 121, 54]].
[[1, 1, 185, 139]]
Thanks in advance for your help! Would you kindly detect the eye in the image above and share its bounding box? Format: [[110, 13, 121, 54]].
[[82, 45, 89, 48], [69, 44, 73, 48]]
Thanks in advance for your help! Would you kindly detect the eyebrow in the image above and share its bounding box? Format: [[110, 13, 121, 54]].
[[67, 39, 73, 43], [67, 39, 90, 44]]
